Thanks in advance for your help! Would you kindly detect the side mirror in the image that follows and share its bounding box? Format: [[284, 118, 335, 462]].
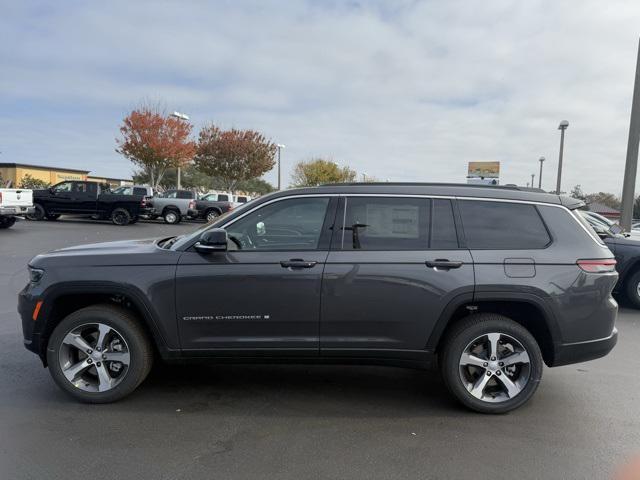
[[194, 228, 228, 253]]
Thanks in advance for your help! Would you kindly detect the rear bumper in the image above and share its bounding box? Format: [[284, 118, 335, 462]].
[[0, 206, 35, 215], [551, 328, 618, 367]]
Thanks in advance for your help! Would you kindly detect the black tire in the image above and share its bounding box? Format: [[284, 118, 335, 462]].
[[111, 208, 131, 226], [46, 304, 153, 403], [439, 313, 543, 414], [624, 269, 640, 309], [163, 208, 181, 224], [0, 216, 16, 229], [205, 209, 220, 223], [26, 203, 46, 221]]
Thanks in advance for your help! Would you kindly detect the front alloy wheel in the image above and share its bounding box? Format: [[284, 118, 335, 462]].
[[58, 323, 131, 393], [47, 305, 153, 403]]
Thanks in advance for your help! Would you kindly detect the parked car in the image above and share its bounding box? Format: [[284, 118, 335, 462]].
[[19, 183, 618, 413], [27, 181, 146, 225], [583, 210, 640, 239], [579, 210, 640, 308], [202, 191, 233, 202], [190, 194, 235, 222], [0, 188, 35, 229], [233, 194, 251, 205], [147, 189, 195, 224], [111, 185, 154, 198]]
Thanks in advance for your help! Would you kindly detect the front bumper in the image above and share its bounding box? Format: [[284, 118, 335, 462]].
[[551, 328, 618, 367], [18, 284, 43, 358], [0, 206, 35, 216]]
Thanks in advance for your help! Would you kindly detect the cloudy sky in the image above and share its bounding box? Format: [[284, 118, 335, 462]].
[[2, 0, 639, 193]]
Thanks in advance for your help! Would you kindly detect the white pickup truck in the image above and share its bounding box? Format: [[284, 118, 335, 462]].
[[0, 188, 35, 229]]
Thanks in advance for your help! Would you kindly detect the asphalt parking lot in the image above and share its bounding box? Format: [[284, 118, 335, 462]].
[[1, 217, 639, 479]]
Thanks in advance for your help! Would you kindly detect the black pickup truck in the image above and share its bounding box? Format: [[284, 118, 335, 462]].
[[27, 181, 147, 225]]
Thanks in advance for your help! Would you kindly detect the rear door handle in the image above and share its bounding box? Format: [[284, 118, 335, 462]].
[[280, 259, 318, 269], [426, 259, 464, 270]]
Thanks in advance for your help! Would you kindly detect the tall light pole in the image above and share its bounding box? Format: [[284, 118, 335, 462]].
[[276, 144, 285, 190], [620, 38, 640, 230], [555, 120, 569, 194], [531, 173, 535, 188], [170, 111, 190, 189], [538, 156, 545, 189]]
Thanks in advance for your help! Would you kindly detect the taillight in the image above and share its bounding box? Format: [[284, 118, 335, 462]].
[[577, 259, 617, 273], [189, 200, 196, 209], [141, 198, 147, 206]]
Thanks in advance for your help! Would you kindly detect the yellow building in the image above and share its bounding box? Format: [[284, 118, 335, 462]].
[[0, 163, 132, 188]]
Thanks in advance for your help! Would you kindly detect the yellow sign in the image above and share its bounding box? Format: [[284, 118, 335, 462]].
[[468, 161, 500, 178]]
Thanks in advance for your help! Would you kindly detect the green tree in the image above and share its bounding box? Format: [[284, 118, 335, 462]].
[[195, 125, 277, 192], [19, 174, 50, 189], [569, 185, 586, 200], [584, 192, 621, 210], [290, 158, 357, 187]]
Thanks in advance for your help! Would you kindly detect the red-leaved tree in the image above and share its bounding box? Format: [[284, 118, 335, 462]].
[[116, 107, 196, 189], [194, 125, 277, 192]]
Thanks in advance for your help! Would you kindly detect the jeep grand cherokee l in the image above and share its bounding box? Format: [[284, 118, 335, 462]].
[[19, 183, 618, 413]]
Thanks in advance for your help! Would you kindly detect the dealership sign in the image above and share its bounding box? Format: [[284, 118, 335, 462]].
[[467, 161, 500, 185]]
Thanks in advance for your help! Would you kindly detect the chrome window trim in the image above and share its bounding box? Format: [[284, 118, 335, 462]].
[[218, 192, 606, 249]]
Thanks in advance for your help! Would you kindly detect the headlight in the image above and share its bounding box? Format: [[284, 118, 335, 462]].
[[29, 267, 44, 283]]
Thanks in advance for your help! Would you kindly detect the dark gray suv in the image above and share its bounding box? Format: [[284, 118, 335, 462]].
[[19, 183, 618, 413]]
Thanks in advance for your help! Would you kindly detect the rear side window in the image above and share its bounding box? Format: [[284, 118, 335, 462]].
[[459, 200, 551, 249], [177, 191, 193, 199], [133, 187, 147, 196], [218, 194, 229, 202], [338, 197, 429, 250], [431, 199, 458, 249]]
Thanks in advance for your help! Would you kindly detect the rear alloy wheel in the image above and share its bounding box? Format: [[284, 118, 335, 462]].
[[205, 209, 220, 223], [26, 203, 46, 221], [163, 209, 181, 224], [111, 208, 131, 226], [0, 216, 16, 229], [624, 270, 640, 309], [47, 305, 153, 403], [440, 313, 543, 414]]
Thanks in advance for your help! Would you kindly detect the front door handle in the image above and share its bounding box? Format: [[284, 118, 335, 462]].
[[426, 259, 464, 270], [280, 259, 318, 269]]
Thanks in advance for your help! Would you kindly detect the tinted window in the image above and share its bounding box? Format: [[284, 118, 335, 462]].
[[459, 200, 551, 249], [226, 197, 330, 250], [53, 182, 72, 193], [431, 199, 458, 249], [133, 187, 147, 196], [177, 191, 193, 199], [339, 197, 429, 250], [163, 191, 177, 198], [217, 194, 229, 202]]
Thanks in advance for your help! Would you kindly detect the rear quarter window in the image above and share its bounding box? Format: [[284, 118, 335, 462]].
[[459, 200, 551, 249]]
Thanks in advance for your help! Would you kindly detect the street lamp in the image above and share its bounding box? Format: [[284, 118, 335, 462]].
[[531, 173, 535, 188], [556, 120, 569, 194], [276, 144, 285, 190], [170, 111, 190, 189], [538, 156, 545, 189]]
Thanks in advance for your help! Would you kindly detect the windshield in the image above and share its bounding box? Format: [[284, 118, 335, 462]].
[[169, 202, 252, 250]]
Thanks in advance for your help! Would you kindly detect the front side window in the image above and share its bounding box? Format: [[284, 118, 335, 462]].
[[53, 182, 72, 193], [338, 197, 429, 250], [163, 191, 177, 198], [226, 197, 330, 250], [459, 200, 551, 249]]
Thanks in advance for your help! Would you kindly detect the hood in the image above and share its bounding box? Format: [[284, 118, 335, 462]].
[[30, 237, 180, 268]]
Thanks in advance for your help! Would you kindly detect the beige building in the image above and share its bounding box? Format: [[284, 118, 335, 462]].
[[0, 163, 132, 188]]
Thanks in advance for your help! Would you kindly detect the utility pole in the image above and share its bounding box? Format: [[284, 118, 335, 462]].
[[170, 111, 190, 189], [620, 38, 640, 230], [276, 144, 285, 190], [531, 173, 535, 188], [556, 121, 569, 194], [538, 156, 545, 189]]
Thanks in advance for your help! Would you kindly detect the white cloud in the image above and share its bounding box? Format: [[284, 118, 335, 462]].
[[1, 0, 639, 194]]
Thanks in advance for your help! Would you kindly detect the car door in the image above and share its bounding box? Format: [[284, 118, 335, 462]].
[[175, 195, 337, 354], [47, 182, 74, 213], [71, 182, 98, 212], [321, 196, 474, 358]]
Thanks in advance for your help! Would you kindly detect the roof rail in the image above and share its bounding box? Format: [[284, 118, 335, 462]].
[[319, 182, 548, 193]]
